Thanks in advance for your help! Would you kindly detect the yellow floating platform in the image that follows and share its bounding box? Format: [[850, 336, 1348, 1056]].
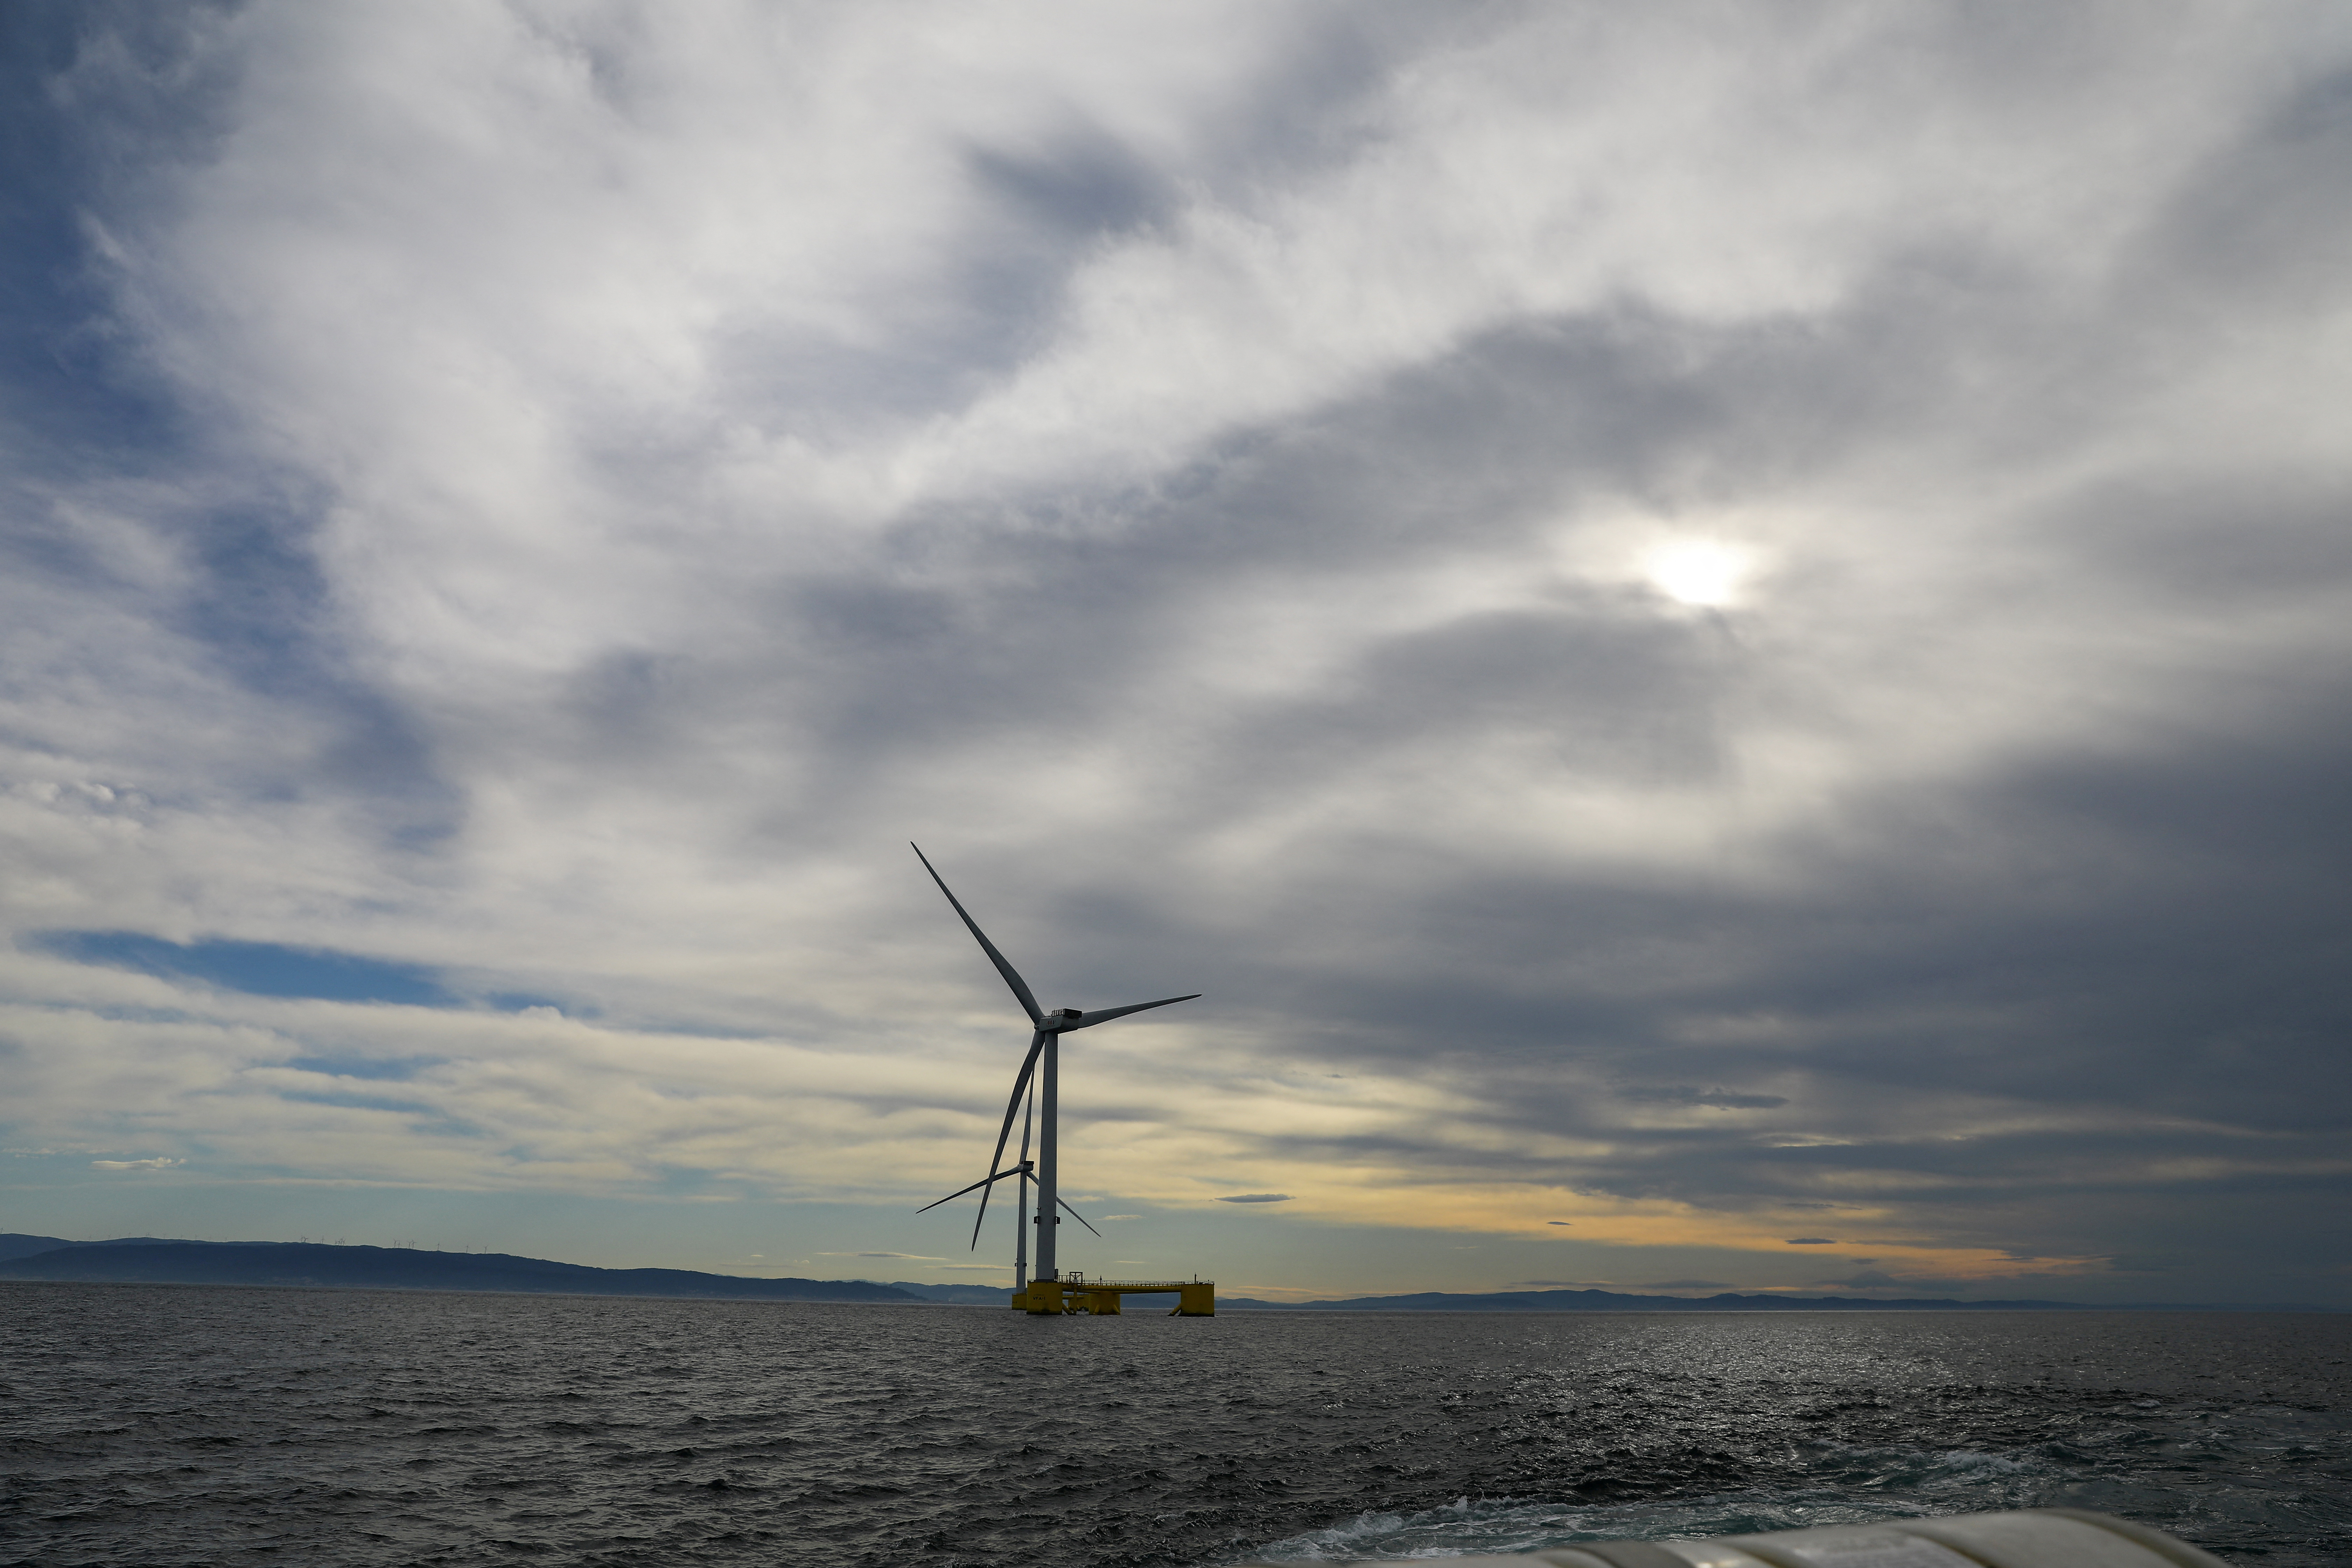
[[1013, 1278, 1213, 1316]]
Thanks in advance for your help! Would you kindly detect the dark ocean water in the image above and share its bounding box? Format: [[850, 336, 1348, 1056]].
[[3, 1283, 2347, 1568]]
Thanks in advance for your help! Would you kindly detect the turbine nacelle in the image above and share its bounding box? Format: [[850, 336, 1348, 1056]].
[[1040, 995, 1203, 1034]]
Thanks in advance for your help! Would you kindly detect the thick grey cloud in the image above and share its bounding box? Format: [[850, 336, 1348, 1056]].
[[2, 1, 2348, 1302]]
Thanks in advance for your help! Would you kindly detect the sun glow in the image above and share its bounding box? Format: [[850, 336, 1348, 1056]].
[[1643, 538, 1756, 607]]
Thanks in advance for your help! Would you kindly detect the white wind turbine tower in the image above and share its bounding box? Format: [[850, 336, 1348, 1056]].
[[911, 844, 1198, 1294]]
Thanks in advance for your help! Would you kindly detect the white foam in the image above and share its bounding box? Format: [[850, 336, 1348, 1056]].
[[1228, 1448, 2061, 1564]]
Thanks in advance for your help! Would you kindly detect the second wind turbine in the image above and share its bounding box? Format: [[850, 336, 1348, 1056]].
[[911, 844, 1198, 1299]]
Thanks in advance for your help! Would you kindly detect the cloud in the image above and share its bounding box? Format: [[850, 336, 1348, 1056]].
[[1640, 1280, 1733, 1292], [1784, 1238, 1838, 1246], [1546, 1220, 1572, 1226], [89, 1157, 184, 1170], [1217, 1194, 1293, 1204], [821, 1252, 943, 1260], [0, 1, 2348, 1305], [1101, 1214, 1142, 1221]]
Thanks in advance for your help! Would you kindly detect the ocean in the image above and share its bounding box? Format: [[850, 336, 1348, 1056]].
[[2, 1282, 2346, 1567]]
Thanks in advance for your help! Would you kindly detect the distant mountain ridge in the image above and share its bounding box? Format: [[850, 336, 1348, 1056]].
[[881, 1280, 1017, 1305], [5, 1239, 2333, 1310], [0, 1237, 920, 1302]]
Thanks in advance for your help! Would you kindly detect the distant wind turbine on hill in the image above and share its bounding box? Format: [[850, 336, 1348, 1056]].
[[910, 844, 1198, 1294]]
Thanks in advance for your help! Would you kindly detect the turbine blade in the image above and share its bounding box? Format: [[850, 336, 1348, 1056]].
[[1069, 994, 1200, 1030], [915, 1166, 1027, 1214], [1058, 1197, 1102, 1238], [971, 1030, 1047, 1249], [911, 843, 1044, 1026]]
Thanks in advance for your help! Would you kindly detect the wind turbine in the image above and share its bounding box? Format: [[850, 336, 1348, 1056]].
[[911, 843, 1198, 1290]]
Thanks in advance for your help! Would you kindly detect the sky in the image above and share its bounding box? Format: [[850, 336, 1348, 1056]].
[[3, 1, 2349, 1306]]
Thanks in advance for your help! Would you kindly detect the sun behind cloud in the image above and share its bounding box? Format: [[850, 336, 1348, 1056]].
[[1642, 538, 1758, 607]]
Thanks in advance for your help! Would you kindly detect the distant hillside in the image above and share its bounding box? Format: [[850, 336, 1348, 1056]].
[[10, 1243, 2322, 1310], [0, 1239, 922, 1302], [882, 1280, 1013, 1305], [2, 1233, 218, 1261], [1217, 1286, 2093, 1311], [0, 1232, 77, 1262]]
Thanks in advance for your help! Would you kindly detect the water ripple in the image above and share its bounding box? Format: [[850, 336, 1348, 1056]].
[[0, 1284, 2345, 1567]]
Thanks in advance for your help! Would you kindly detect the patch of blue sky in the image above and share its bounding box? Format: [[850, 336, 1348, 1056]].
[[281, 1055, 439, 1083], [617, 1018, 769, 1040], [0, 6, 201, 474], [273, 1089, 444, 1118], [33, 931, 458, 1007], [71, 1005, 209, 1027]]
